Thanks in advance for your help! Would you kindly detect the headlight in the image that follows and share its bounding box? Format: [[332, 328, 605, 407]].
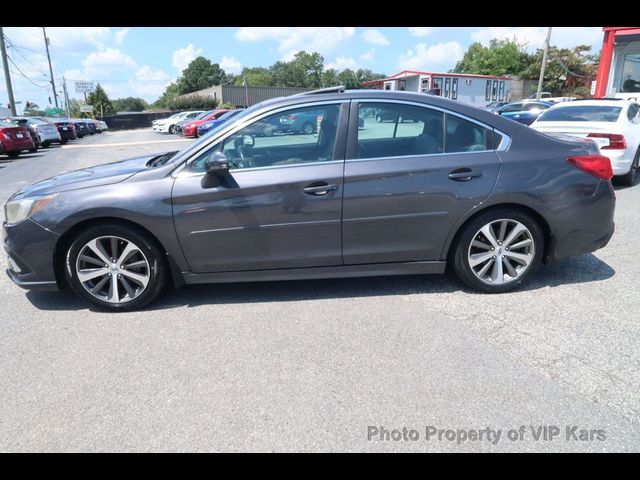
[[4, 194, 57, 225]]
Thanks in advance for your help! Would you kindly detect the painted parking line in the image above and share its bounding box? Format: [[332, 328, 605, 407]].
[[61, 138, 193, 149]]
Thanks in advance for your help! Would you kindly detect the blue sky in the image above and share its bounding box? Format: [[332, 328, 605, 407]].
[[1, 27, 604, 113]]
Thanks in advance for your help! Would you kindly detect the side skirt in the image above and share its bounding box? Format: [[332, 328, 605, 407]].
[[181, 261, 446, 285]]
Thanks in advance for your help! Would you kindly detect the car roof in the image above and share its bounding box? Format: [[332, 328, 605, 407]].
[[556, 99, 632, 108]]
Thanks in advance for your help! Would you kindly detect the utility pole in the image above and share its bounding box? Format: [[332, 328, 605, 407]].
[[62, 76, 71, 117], [0, 27, 17, 116], [42, 27, 59, 108], [243, 74, 249, 107], [536, 27, 553, 100]]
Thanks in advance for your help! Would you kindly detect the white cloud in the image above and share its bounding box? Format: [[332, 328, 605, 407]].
[[409, 27, 431, 37], [4, 27, 127, 55], [235, 27, 355, 59], [81, 48, 136, 78], [172, 44, 202, 73], [114, 28, 130, 45], [326, 56, 359, 72], [397, 42, 464, 70], [220, 56, 241, 74], [359, 48, 376, 64], [362, 29, 389, 46], [470, 27, 602, 50]]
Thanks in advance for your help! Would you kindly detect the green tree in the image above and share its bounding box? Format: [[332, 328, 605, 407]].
[[168, 94, 218, 110], [86, 83, 115, 116], [270, 51, 324, 88], [234, 67, 274, 86], [521, 45, 599, 97], [153, 82, 179, 109], [112, 96, 149, 112], [178, 56, 226, 94], [322, 68, 339, 87], [453, 39, 534, 77], [68, 98, 83, 117]]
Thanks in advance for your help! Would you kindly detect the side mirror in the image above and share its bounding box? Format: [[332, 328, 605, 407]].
[[205, 151, 229, 176]]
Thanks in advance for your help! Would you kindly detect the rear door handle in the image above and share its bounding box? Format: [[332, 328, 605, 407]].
[[448, 168, 482, 181], [303, 183, 338, 195]]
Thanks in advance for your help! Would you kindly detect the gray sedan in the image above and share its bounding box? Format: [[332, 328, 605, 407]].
[[3, 88, 616, 311]]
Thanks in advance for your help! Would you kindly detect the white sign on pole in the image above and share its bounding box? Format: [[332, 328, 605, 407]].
[[75, 81, 95, 93], [590, 80, 597, 96], [80, 105, 94, 113]]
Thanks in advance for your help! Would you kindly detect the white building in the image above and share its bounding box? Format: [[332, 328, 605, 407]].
[[361, 70, 513, 108]]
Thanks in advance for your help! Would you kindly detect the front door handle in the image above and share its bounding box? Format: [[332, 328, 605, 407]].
[[448, 168, 482, 181], [303, 183, 338, 195]]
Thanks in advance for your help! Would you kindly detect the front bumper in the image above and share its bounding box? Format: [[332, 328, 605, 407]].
[[3, 218, 60, 291]]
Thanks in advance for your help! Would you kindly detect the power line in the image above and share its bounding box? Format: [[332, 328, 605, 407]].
[[5, 54, 50, 88], [4, 35, 49, 78]]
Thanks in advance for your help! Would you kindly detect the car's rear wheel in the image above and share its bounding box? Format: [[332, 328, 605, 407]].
[[619, 148, 640, 187], [451, 209, 544, 293], [64, 224, 167, 311], [302, 122, 314, 134], [7, 151, 19, 159]]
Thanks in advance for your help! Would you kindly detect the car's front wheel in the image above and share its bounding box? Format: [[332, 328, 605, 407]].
[[64, 223, 167, 311], [451, 209, 544, 293], [168, 125, 175, 134]]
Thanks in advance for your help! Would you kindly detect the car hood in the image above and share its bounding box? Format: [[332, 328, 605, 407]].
[[11, 154, 157, 200]]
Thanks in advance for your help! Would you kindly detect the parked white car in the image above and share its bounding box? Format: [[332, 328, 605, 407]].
[[98, 120, 108, 131], [152, 111, 204, 134], [531, 99, 640, 186]]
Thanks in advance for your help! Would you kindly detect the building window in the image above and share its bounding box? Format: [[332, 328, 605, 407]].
[[492, 80, 498, 101], [451, 78, 458, 100], [498, 81, 505, 101], [421, 78, 430, 93], [485, 80, 491, 101], [444, 78, 451, 98], [432, 77, 443, 96], [620, 53, 640, 93]]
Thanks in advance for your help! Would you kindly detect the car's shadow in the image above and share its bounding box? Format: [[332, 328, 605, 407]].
[[25, 253, 615, 312]]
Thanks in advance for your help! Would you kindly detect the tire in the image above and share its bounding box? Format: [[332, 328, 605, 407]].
[[376, 114, 383, 123], [61, 139, 68, 145], [450, 208, 544, 293], [29, 148, 37, 153], [7, 151, 19, 159], [64, 223, 168, 311], [619, 148, 640, 187], [168, 125, 175, 134], [302, 122, 314, 134], [42, 142, 50, 148]]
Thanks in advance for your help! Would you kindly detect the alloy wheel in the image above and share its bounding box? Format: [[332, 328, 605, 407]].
[[75, 236, 150, 303], [467, 219, 535, 285]]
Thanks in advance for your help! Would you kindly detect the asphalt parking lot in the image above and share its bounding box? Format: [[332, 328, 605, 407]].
[[1, 129, 639, 452]]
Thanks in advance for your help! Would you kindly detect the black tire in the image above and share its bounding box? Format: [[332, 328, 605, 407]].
[[61, 139, 68, 145], [450, 208, 544, 293], [64, 223, 168, 311], [619, 148, 640, 187], [28, 148, 38, 153], [168, 125, 175, 134], [42, 142, 50, 148], [7, 151, 19, 159], [302, 122, 314, 134]]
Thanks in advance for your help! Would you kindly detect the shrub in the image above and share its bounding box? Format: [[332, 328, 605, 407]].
[[168, 95, 218, 111]]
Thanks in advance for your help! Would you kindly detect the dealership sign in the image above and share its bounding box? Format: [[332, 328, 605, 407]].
[[80, 105, 94, 113], [75, 81, 95, 93]]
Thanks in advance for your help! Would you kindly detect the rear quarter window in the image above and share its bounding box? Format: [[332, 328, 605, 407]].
[[538, 106, 622, 122]]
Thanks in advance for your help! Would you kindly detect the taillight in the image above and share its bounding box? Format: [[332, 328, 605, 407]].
[[586, 133, 627, 150], [567, 155, 613, 180]]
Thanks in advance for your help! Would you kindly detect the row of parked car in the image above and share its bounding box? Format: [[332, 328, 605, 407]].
[[0, 116, 109, 159], [152, 107, 325, 139], [485, 97, 640, 186]]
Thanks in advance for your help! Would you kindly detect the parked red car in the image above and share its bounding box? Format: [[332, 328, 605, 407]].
[[180, 109, 231, 138], [0, 120, 35, 158]]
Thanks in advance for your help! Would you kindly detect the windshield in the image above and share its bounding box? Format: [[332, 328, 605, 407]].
[[537, 106, 622, 122]]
